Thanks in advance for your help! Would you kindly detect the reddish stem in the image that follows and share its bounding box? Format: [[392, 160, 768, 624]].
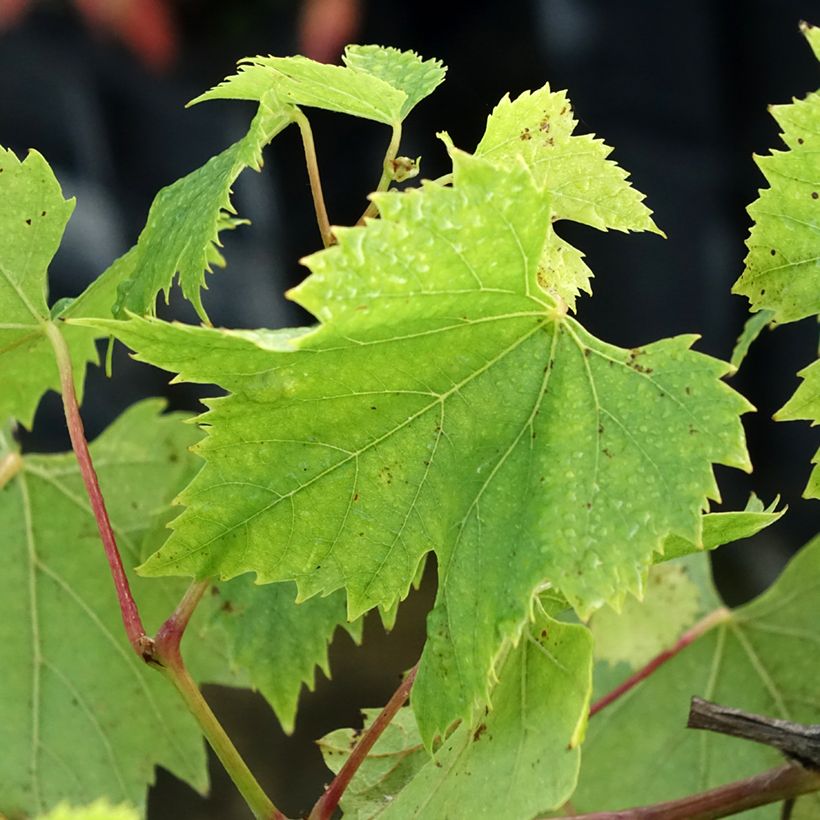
[[153, 578, 209, 665], [589, 607, 730, 718], [561, 762, 820, 819], [46, 322, 148, 656], [309, 664, 419, 820]]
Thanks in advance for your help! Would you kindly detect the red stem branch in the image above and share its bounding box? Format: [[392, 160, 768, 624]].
[[46, 321, 148, 656], [561, 762, 820, 819], [589, 607, 730, 718], [153, 578, 209, 664], [309, 664, 419, 820]]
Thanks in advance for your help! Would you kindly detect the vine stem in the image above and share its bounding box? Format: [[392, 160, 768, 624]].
[[589, 606, 731, 717], [45, 321, 149, 656], [309, 663, 418, 820], [560, 762, 820, 819], [293, 109, 333, 248], [357, 122, 403, 224], [46, 322, 285, 820], [152, 582, 286, 820]]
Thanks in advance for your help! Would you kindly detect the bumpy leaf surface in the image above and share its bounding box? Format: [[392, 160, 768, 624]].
[[209, 581, 362, 734], [776, 359, 820, 498], [475, 86, 661, 307], [321, 614, 592, 819], [0, 401, 243, 817], [87, 148, 750, 743], [0, 147, 109, 427], [111, 97, 291, 320], [192, 46, 444, 124], [574, 535, 820, 818], [732, 25, 820, 324]]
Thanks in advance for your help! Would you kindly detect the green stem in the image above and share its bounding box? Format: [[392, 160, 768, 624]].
[[357, 122, 403, 224], [309, 664, 418, 820], [293, 109, 333, 248], [156, 647, 287, 820], [561, 763, 820, 819], [45, 320, 150, 657]]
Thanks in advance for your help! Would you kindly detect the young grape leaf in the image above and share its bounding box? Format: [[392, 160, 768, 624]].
[[0, 400, 244, 817], [573, 534, 820, 817], [730, 308, 775, 370], [659, 495, 784, 562], [191, 55, 406, 125], [321, 614, 592, 820], [83, 147, 750, 744], [731, 25, 820, 324], [35, 800, 139, 820], [0, 147, 107, 427], [207, 581, 362, 734], [474, 85, 662, 308], [191, 45, 445, 125], [775, 359, 819, 498], [111, 94, 292, 321], [318, 708, 428, 818], [341, 46, 446, 119]]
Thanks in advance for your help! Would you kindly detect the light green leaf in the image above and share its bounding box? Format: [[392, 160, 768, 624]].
[[35, 800, 139, 820], [732, 26, 820, 324], [208, 581, 362, 734], [730, 308, 775, 370], [573, 534, 820, 818], [0, 147, 102, 428], [112, 95, 292, 321], [192, 55, 407, 125], [85, 148, 750, 744], [659, 498, 784, 562], [342, 45, 446, 119], [322, 614, 592, 820], [589, 562, 703, 668], [775, 358, 820, 498], [318, 708, 428, 819], [0, 400, 239, 817], [474, 85, 661, 308]]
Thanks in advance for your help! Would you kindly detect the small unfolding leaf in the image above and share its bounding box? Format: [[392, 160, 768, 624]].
[[342, 45, 446, 118], [475, 84, 661, 308], [111, 96, 292, 320], [730, 308, 775, 370]]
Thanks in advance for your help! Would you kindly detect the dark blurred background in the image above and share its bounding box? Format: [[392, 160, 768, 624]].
[[1, 0, 817, 817]]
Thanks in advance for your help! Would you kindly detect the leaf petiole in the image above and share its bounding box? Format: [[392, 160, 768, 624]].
[[357, 121, 403, 224], [293, 109, 333, 248]]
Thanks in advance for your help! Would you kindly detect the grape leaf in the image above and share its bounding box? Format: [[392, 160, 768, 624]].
[[0, 400, 243, 817], [321, 613, 592, 820], [474, 85, 662, 308], [589, 562, 703, 668], [208, 580, 362, 734], [35, 800, 139, 820], [731, 25, 820, 324], [83, 147, 750, 743], [0, 147, 106, 427], [730, 308, 775, 370], [775, 358, 819, 498], [191, 54, 406, 125], [111, 94, 292, 321], [341, 46, 446, 119], [573, 534, 820, 818]]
